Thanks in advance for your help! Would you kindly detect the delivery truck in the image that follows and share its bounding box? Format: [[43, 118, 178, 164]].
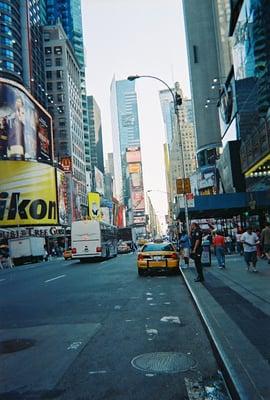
[[8, 237, 45, 266]]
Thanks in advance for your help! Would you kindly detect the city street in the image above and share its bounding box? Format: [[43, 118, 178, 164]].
[[0, 254, 226, 400]]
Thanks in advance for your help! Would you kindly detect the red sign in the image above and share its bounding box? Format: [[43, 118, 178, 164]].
[[60, 156, 72, 172]]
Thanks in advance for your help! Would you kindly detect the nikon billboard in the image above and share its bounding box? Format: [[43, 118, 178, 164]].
[[0, 161, 58, 226]]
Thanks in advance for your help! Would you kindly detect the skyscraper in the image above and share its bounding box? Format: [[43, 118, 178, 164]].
[[182, 0, 222, 167], [0, 0, 47, 106], [110, 76, 141, 200], [86, 96, 105, 180], [46, 0, 90, 182], [43, 23, 87, 221]]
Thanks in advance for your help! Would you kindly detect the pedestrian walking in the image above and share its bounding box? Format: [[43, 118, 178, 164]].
[[212, 231, 226, 269], [179, 230, 190, 268], [241, 227, 260, 272], [235, 228, 243, 255], [190, 222, 204, 282], [261, 222, 270, 264]]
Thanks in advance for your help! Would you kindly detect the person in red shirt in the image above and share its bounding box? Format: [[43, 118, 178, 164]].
[[212, 231, 226, 269]]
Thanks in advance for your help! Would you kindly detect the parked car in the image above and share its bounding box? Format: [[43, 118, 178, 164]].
[[63, 248, 72, 260], [137, 241, 179, 276], [117, 241, 131, 254]]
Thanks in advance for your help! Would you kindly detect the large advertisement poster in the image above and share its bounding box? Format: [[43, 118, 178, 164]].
[[0, 79, 53, 162], [0, 161, 58, 226], [131, 191, 145, 210], [126, 147, 141, 163], [56, 170, 68, 226], [88, 192, 102, 221], [94, 166, 104, 195]]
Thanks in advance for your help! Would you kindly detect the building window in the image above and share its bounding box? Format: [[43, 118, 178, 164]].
[[57, 93, 64, 102], [45, 58, 52, 67], [59, 119, 65, 127], [46, 71, 52, 79], [57, 81, 63, 90], [45, 46, 52, 55], [56, 70, 63, 78], [44, 32, 50, 41], [55, 58, 62, 66], [54, 46, 62, 55], [47, 82, 53, 91]]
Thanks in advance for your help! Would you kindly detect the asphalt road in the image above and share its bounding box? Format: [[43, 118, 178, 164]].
[[0, 254, 224, 399]]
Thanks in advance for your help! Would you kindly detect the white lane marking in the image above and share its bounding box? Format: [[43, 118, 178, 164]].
[[114, 305, 121, 310], [149, 303, 156, 306], [0, 278, 6, 282], [164, 302, 171, 305], [89, 370, 107, 375], [131, 296, 139, 299], [45, 274, 66, 283], [67, 341, 83, 350], [125, 319, 134, 322], [160, 316, 181, 324], [145, 374, 155, 377], [146, 297, 153, 301], [159, 292, 166, 296], [146, 292, 152, 296]]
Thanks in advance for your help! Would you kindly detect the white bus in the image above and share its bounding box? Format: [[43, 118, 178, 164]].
[[71, 220, 118, 261]]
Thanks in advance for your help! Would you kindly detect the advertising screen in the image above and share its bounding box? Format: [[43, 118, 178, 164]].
[[0, 161, 58, 226], [88, 192, 102, 221], [126, 148, 141, 163], [0, 79, 53, 162], [57, 170, 68, 226], [130, 172, 142, 189], [94, 166, 104, 195], [128, 163, 141, 174], [131, 191, 145, 210]]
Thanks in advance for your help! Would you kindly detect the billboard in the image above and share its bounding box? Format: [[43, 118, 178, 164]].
[[126, 147, 141, 163], [57, 170, 68, 225], [130, 172, 143, 189], [94, 166, 104, 195], [0, 78, 53, 162], [88, 192, 102, 221], [131, 191, 145, 210], [0, 161, 58, 226], [128, 163, 141, 174], [60, 156, 72, 172]]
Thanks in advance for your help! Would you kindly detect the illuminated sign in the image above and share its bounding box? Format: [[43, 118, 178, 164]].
[[0, 161, 58, 226]]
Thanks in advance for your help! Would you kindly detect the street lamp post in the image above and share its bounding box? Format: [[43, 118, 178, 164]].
[[128, 75, 189, 231]]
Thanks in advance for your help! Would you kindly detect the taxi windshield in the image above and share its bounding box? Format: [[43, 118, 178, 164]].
[[142, 243, 174, 252]]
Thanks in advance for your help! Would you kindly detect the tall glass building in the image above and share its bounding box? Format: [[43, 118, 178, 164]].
[[110, 77, 141, 201], [0, 0, 47, 106]]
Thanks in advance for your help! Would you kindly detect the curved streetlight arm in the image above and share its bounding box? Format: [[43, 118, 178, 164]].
[[127, 75, 177, 112]]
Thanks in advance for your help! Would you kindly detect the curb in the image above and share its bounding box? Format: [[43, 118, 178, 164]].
[[180, 267, 270, 400]]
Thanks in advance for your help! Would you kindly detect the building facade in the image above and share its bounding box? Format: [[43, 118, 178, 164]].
[[0, 0, 47, 107], [43, 23, 87, 222], [46, 0, 90, 187], [86, 96, 105, 190], [182, 0, 222, 168], [110, 76, 141, 201]]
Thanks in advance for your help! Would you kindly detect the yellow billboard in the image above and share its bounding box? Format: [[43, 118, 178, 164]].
[[0, 161, 58, 226], [88, 192, 102, 221], [128, 163, 141, 174]]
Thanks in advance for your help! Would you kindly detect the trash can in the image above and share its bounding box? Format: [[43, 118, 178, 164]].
[[201, 239, 211, 267]]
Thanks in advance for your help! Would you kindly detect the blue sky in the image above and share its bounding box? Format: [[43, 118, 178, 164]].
[[81, 0, 190, 224]]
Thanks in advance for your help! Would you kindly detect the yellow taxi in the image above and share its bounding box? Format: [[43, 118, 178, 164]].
[[137, 241, 179, 276], [63, 248, 72, 260]]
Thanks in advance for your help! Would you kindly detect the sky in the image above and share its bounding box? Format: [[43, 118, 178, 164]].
[[81, 0, 190, 226]]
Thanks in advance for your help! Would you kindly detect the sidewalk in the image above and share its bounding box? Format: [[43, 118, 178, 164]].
[[181, 254, 270, 400]]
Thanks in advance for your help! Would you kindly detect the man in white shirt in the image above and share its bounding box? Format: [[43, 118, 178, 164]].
[[241, 227, 260, 272]]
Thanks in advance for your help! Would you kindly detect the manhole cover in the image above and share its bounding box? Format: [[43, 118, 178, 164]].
[[0, 339, 35, 354], [131, 352, 197, 374]]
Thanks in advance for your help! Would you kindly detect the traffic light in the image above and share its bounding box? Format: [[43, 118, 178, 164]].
[[176, 178, 191, 194]]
